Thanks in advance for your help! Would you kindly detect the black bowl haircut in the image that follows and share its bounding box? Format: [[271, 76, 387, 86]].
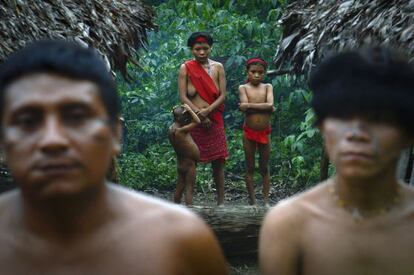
[[0, 40, 120, 126], [309, 47, 414, 135]]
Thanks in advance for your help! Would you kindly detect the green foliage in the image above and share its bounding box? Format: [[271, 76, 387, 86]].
[[118, 0, 323, 191], [119, 142, 176, 190]]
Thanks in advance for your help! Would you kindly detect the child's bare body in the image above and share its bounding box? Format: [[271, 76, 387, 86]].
[[239, 59, 274, 206], [168, 104, 201, 206]]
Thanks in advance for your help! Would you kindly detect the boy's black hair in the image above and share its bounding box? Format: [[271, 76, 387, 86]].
[[0, 40, 120, 125], [187, 32, 213, 48], [173, 106, 192, 125], [309, 47, 414, 134]]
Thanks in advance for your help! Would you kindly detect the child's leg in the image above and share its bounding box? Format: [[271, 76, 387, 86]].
[[174, 158, 187, 204], [258, 142, 271, 205], [185, 160, 196, 206], [212, 159, 225, 206], [243, 135, 257, 205]]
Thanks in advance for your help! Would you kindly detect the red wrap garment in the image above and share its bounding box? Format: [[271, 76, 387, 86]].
[[243, 124, 271, 144], [184, 60, 228, 162]]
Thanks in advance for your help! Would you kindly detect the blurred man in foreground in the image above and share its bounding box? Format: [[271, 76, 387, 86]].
[[0, 40, 228, 275], [260, 47, 414, 275]]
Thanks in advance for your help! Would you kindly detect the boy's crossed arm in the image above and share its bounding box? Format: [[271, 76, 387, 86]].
[[239, 84, 274, 112]]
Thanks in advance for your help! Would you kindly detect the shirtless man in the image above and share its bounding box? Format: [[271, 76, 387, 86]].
[[259, 47, 414, 275], [239, 58, 274, 206], [168, 104, 201, 206], [0, 40, 228, 275], [178, 32, 228, 205]]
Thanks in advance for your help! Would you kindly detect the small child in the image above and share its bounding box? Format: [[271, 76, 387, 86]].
[[239, 58, 274, 206], [168, 104, 201, 206]]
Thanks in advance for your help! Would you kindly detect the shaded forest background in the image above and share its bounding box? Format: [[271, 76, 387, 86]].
[[117, 0, 327, 200]]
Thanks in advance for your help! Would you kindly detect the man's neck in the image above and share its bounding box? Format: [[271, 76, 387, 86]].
[[332, 168, 400, 214], [19, 183, 114, 241]]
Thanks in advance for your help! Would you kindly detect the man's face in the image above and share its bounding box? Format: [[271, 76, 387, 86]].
[[321, 117, 411, 180], [247, 64, 266, 85], [191, 43, 211, 63], [1, 73, 120, 200]]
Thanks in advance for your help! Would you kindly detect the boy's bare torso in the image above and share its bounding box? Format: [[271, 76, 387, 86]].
[[168, 123, 199, 160], [242, 83, 271, 131], [186, 60, 221, 109], [0, 186, 207, 275], [263, 181, 414, 275]]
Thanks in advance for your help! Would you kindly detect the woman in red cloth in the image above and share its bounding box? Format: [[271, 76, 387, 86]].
[[239, 58, 274, 206], [178, 32, 228, 206]]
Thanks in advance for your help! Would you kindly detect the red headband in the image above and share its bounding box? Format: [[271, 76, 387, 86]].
[[246, 58, 268, 68], [195, 36, 209, 44]]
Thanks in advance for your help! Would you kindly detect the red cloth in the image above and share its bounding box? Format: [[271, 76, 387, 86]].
[[195, 37, 208, 44], [191, 122, 228, 162], [243, 124, 271, 144], [246, 57, 268, 68], [184, 60, 224, 126]]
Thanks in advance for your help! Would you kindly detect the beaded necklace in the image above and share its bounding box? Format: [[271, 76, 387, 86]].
[[202, 60, 212, 76], [329, 183, 401, 221]]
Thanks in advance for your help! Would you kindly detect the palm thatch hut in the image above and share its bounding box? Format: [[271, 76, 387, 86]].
[[272, 0, 414, 75], [0, 0, 156, 192], [0, 0, 156, 78], [272, 0, 414, 183]]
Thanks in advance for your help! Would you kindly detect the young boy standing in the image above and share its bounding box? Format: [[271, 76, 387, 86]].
[[239, 58, 274, 206], [168, 104, 201, 206]]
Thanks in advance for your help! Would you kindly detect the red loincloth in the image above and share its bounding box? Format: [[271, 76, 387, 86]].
[[243, 124, 271, 144], [191, 122, 228, 162], [184, 59, 224, 126]]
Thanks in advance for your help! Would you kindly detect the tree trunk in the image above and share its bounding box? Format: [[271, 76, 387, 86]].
[[410, 160, 414, 186], [397, 149, 411, 182], [192, 205, 268, 263]]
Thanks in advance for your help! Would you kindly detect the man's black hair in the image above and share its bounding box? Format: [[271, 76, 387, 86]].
[[0, 40, 120, 125], [187, 32, 213, 48], [309, 47, 414, 134]]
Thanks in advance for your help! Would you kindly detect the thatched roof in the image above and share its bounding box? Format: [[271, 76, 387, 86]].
[[0, 0, 156, 78], [272, 0, 414, 76]]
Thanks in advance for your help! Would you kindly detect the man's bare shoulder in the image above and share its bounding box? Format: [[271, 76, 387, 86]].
[[264, 181, 330, 228], [108, 184, 227, 274], [399, 182, 414, 214], [0, 189, 19, 211], [109, 184, 205, 229]]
